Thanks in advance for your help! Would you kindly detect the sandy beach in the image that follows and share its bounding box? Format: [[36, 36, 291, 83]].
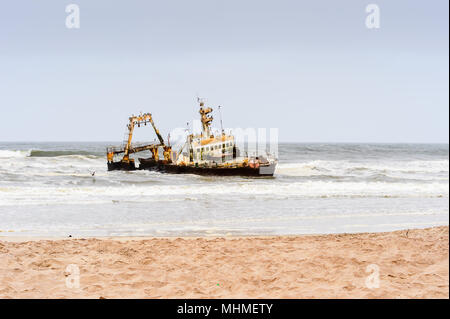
[[0, 226, 448, 299]]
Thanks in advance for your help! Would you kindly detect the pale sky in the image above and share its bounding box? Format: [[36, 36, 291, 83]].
[[0, 0, 448, 143]]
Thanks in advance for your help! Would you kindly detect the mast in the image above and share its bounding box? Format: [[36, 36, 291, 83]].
[[218, 105, 224, 135], [198, 98, 213, 137]]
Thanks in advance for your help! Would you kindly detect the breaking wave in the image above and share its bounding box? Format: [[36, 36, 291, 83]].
[[0, 179, 448, 206], [0, 149, 102, 158], [29, 150, 100, 157], [0, 149, 31, 158], [276, 160, 449, 177]]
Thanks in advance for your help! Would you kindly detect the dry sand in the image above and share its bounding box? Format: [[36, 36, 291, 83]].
[[0, 226, 448, 299]]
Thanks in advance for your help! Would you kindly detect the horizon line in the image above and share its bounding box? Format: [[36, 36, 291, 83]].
[[0, 141, 449, 145]]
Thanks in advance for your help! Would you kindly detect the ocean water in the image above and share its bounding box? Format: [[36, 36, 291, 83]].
[[0, 142, 448, 237]]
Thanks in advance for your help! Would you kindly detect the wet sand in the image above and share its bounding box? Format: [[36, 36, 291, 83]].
[[0, 226, 448, 298]]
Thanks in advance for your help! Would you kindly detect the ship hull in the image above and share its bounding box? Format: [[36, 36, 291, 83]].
[[107, 161, 136, 171], [107, 159, 277, 177], [138, 159, 276, 177]]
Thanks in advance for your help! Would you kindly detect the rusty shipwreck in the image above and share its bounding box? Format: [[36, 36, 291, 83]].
[[106, 99, 277, 176]]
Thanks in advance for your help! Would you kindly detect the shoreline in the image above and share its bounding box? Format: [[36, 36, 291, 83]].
[[1, 224, 448, 242], [0, 226, 448, 298]]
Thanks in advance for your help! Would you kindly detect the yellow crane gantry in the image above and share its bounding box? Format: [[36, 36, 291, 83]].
[[107, 112, 172, 167]]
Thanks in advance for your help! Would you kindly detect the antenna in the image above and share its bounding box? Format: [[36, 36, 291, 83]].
[[218, 105, 224, 134], [197, 97, 207, 106], [195, 95, 199, 117]]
